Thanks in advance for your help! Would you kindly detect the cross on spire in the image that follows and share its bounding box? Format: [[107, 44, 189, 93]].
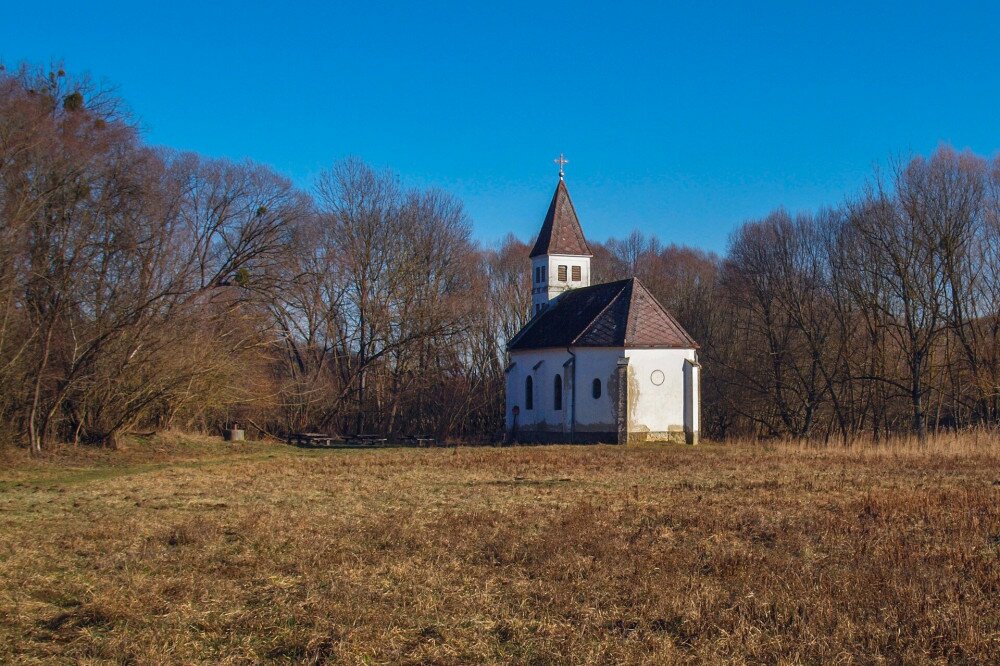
[[554, 153, 568, 180]]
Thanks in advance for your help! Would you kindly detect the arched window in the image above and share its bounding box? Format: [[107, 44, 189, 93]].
[[592, 378, 602, 399], [553, 374, 563, 411], [525, 376, 533, 410]]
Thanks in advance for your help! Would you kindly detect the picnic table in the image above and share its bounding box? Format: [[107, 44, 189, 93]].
[[402, 435, 438, 447], [287, 432, 434, 448], [343, 434, 388, 446], [288, 432, 336, 447]]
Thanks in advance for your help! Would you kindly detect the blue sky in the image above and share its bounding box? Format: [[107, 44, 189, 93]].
[[3, 1, 998, 253]]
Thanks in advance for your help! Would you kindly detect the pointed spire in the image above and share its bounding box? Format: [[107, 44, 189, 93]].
[[529, 178, 593, 258]]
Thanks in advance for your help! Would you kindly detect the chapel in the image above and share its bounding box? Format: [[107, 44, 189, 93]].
[[505, 159, 701, 444]]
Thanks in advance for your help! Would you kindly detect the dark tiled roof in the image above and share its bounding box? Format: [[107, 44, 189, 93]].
[[528, 179, 593, 258], [508, 278, 698, 350]]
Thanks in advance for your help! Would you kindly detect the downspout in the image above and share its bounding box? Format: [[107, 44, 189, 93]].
[[566, 347, 576, 443]]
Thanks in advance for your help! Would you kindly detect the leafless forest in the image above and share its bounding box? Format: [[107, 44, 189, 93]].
[[3, 66, 1000, 452]]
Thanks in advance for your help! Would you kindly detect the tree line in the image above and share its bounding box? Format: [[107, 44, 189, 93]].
[[594, 149, 1000, 443], [706, 149, 1000, 442], [2, 65, 997, 451]]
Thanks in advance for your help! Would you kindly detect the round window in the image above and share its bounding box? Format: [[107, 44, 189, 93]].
[[650, 370, 665, 386]]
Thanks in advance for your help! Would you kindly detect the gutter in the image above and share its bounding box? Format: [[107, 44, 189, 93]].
[[565, 347, 576, 443]]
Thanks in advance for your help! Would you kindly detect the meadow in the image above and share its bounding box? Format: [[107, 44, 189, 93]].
[[1, 434, 998, 664]]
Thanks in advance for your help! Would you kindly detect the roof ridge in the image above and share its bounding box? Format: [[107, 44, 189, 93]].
[[570, 279, 631, 346], [627, 277, 698, 348], [625, 277, 641, 346]]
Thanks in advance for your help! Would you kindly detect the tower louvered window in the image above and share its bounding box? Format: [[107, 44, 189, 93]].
[[572, 266, 581, 281], [558, 265, 567, 281]]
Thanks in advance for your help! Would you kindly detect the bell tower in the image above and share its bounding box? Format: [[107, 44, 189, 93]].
[[529, 155, 593, 315]]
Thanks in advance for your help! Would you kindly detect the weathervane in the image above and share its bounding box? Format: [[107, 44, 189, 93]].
[[554, 153, 568, 180]]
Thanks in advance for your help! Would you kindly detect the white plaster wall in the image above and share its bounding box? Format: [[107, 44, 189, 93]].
[[684, 361, 700, 435], [571, 347, 620, 430], [546, 254, 591, 301], [624, 348, 698, 434], [530, 256, 550, 311], [530, 255, 592, 313], [506, 348, 573, 432], [506, 345, 700, 441], [506, 347, 618, 434]]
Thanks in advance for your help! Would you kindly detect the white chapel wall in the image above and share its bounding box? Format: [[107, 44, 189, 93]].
[[570, 347, 619, 432], [507, 346, 700, 444], [506, 347, 618, 439], [623, 348, 698, 441], [506, 349, 572, 434]]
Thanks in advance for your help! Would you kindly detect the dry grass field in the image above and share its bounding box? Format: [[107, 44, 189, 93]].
[[1, 434, 999, 664]]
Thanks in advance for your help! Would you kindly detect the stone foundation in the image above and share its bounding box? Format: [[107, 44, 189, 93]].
[[507, 429, 699, 445], [622, 425, 699, 445], [625, 430, 686, 444], [511, 430, 618, 444]]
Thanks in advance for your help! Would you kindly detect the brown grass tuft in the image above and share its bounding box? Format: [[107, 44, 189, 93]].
[[1, 433, 998, 663]]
